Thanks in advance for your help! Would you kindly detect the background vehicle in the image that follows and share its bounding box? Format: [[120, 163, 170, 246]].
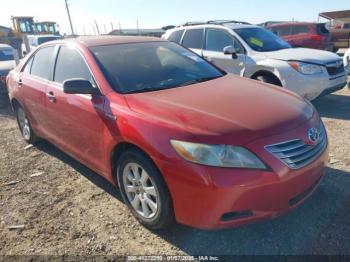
[[21, 34, 62, 56], [267, 22, 333, 51], [0, 16, 61, 58], [7, 36, 328, 230], [319, 10, 350, 52], [0, 44, 17, 107], [34, 21, 60, 35], [163, 21, 347, 100], [344, 47, 350, 75]]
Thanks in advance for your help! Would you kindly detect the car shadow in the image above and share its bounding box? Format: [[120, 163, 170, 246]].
[[155, 167, 350, 255], [0, 97, 15, 119], [313, 93, 350, 121], [35, 140, 123, 202]]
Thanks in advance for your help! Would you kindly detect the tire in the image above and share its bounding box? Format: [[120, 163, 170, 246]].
[[254, 74, 282, 86], [117, 149, 174, 230], [15, 105, 40, 144]]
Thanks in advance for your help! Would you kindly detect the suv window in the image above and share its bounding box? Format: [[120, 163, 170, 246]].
[[54, 46, 92, 84], [30, 46, 55, 79], [291, 25, 309, 34], [271, 26, 292, 37], [205, 29, 242, 53], [168, 30, 184, 44], [182, 29, 204, 49]]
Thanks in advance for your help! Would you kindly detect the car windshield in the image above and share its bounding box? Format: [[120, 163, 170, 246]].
[[90, 41, 224, 94], [0, 48, 14, 61], [235, 27, 291, 52]]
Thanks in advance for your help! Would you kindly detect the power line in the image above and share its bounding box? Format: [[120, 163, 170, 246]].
[[65, 0, 74, 35]]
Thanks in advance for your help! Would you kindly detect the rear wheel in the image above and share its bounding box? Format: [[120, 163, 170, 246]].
[[117, 149, 174, 230], [15, 105, 40, 144]]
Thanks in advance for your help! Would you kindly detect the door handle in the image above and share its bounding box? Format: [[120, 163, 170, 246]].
[[17, 79, 23, 88], [47, 92, 56, 103]]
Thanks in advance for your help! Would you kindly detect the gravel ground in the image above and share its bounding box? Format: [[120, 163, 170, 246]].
[[0, 87, 349, 256]]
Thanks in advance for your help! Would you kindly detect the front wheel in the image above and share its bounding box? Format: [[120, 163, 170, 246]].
[[253, 74, 282, 86], [117, 149, 174, 230], [15, 105, 40, 144]]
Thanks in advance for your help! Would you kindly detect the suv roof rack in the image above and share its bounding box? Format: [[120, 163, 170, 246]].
[[176, 20, 251, 28], [207, 20, 251, 25]]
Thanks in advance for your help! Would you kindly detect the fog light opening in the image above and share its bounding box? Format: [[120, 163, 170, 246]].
[[221, 210, 253, 222]]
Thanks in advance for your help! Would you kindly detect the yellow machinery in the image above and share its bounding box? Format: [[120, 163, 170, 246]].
[[11, 16, 36, 36], [35, 21, 60, 35]]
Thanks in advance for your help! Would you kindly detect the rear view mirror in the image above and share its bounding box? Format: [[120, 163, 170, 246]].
[[223, 46, 238, 59], [63, 79, 99, 95]]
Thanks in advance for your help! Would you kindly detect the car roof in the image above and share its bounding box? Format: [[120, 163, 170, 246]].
[[268, 22, 320, 27], [172, 23, 259, 31], [49, 35, 167, 47], [0, 43, 13, 49]]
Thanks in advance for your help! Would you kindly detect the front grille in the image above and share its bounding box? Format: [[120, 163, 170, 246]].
[[326, 61, 345, 77], [265, 123, 327, 170]]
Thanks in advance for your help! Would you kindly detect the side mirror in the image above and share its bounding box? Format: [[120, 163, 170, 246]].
[[223, 45, 238, 59], [63, 79, 99, 95]]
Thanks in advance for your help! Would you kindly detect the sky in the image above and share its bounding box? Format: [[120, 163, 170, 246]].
[[1, 0, 350, 35]]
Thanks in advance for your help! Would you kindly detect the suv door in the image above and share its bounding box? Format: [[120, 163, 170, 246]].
[[202, 28, 246, 75], [18, 46, 55, 137], [44, 45, 106, 172], [181, 28, 204, 56]]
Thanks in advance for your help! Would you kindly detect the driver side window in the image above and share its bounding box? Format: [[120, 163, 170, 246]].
[[205, 29, 242, 53]]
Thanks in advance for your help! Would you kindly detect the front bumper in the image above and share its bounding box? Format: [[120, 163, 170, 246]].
[[280, 69, 347, 100], [157, 117, 328, 229]]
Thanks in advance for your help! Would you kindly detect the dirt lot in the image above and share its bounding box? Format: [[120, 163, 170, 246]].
[[0, 87, 349, 256]]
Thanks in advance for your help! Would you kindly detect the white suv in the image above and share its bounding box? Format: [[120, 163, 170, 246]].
[[163, 21, 347, 100]]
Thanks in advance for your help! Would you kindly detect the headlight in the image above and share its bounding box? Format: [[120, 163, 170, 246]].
[[288, 61, 323, 75], [170, 140, 267, 169]]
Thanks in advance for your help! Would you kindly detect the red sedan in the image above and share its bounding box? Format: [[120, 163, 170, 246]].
[[7, 36, 328, 230]]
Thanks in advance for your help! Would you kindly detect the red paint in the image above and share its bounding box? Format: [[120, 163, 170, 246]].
[[7, 37, 328, 229], [267, 22, 332, 50]]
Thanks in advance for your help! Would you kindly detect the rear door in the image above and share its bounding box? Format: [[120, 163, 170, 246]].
[[202, 28, 246, 75], [181, 28, 204, 56], [17, 46, 56, 136], [44, 45, 106, 172]]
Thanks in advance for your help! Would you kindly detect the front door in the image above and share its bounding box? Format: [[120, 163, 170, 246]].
[[202, 28, 246, 75]]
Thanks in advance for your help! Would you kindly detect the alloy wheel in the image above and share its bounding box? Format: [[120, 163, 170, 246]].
[[122, 162, 159, 219], [17, 107, 31, 141]]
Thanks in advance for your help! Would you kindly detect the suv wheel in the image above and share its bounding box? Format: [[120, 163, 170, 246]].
[[254, 74, 282, 86], [117, 149, 174, 230]]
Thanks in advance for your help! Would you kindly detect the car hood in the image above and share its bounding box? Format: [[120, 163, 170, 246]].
[[263, 47, 341, 65], [0, 60, 16, 73], [125, 74, 314, 145]]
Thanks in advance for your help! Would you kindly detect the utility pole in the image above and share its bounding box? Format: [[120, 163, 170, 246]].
[[65, 0, 74, 35]]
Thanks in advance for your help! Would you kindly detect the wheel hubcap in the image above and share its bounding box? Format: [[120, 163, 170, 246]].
[[18, 108, 31, 140], [123, 163, 159, 219]]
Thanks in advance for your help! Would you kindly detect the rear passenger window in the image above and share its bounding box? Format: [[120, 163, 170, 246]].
[[292, 25, 309, 35], [30, 46, 55, 79], [54, 46, 92, 84], [22, 56, 34, 74], [168, 30, 184, 44], [182, 29, 204, 49]]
